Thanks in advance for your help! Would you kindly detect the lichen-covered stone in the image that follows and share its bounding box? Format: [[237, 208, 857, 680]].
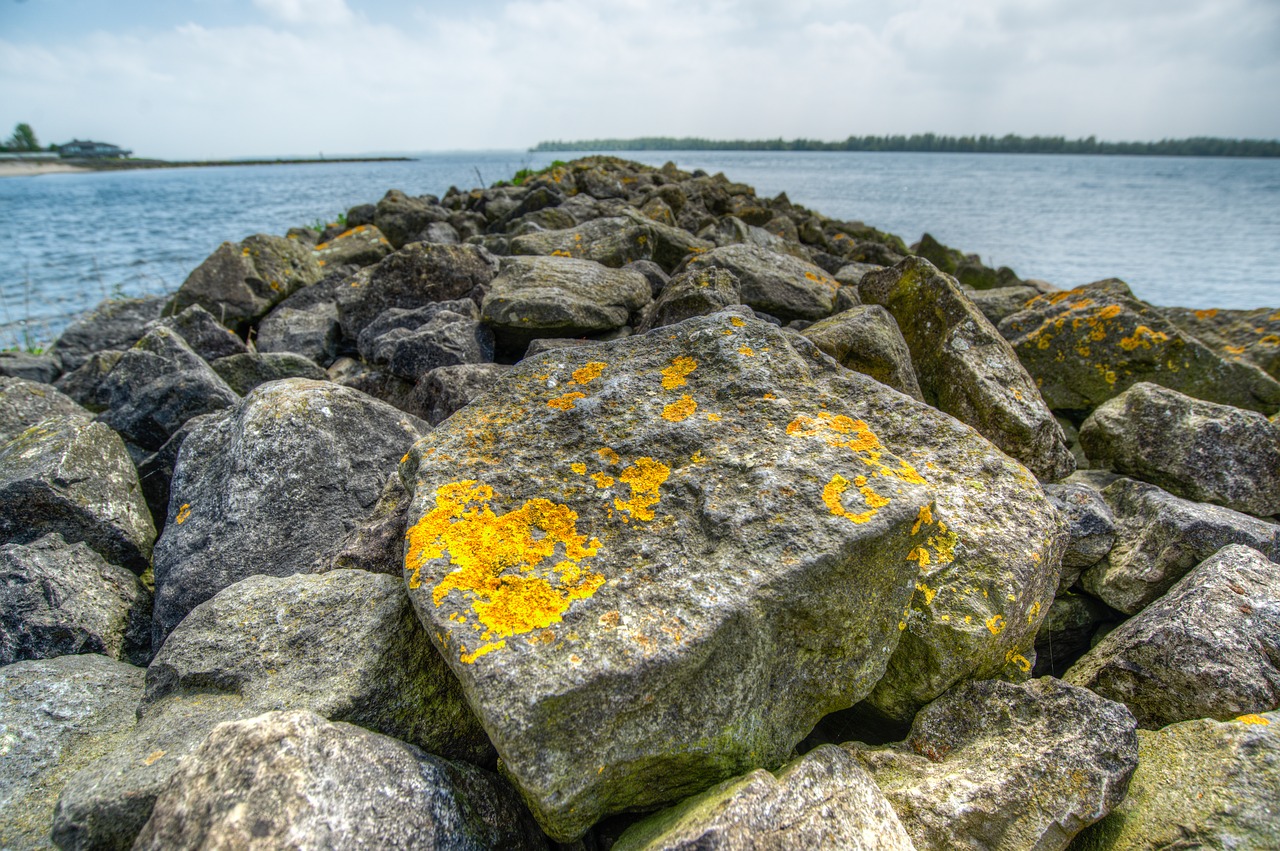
[[1081, 477, 1280, 614], [637, 266, 742, 332], [1069, 711, 1280, 851], [0, 655, 144, 851], [510, 212, 712, 273], [0, 533, 151, 666], [1160, 304, 1280, 380], [861, 257, 1074, 481], [911, 233, 1021, 291], [802, 305, 925, 402], [50, 296, 168, 373], [312, 223, 393, 268], [968, 285, 1040, 326], [1079, 381, 1280, 516], [1043, 481, 1117, 590], [151, 379, 425, 646], [411, 363, 511, 426], [255, 300, 341, 364], [998, 280, 1280, 415], [0, 415, 155, 572], [613, 745, 915, 851], [373, 189, 451, 249], [848, 678, 1138, 851], [133, 710, 544, 851], [0, 376, 91, 444], [402, 310, 1062, 839], [1066, 544, 1280, 729], [208, 351, 327, 395], [146, 304, 247, 362], [681, 243, 840, 321]]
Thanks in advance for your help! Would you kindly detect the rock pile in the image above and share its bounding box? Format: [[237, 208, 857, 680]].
[[2, 156, 1276, 850]]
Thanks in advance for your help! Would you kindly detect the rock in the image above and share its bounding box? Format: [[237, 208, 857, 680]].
[[0, 351, 60, 384], [802, 306, 925, 402], [968, 285, 1040, 326], [412, 363, 511, 426], [612, 745, 914, 851], [1069, 711, 1280, 851], [208, 351, 327, 395], [94, 326, 239, 452], [53, 351, 124, 413], [1032, 592, 1119, 678], [0, 377, 91, 444], [136, 415, 214, 534], [336, 242, 499, 339], [423, 221, 461, 244], [834, 262, 883, 288], [312, 223, 393, 268], [151, 379, 425, 646], [374, 189, 450, 249], [54, 569, 494, 850], [509, 213, 711, 274], [402, 310, 1062, 839], [480, 255, 651, 351], [0, 415, 155, 572], [358, 302, 495, 381], [638, 266, 742, 332], [847, 678, 1138, 851], [1066, 544, 1280, 729], [623, 259, 670, 299], [133, 710, 544, 851], [50, 296, 168, 373], [168, 234, 323, 333], [256, 300, 341, 365], [1160, 304, 1280, 380], [681, 243, 840, 321], [998, 280, 1280, 415], [1043, 482, 1116, 590], [346, 202, 376, 227], [327, 473, 413, 576], [326, 356, 421, 416], [521, 337, 597, 358], [1080, 477, 1280, 614], [146, 304, 247, 362], [0, 533, 151, 666], [1079, 382, 1280, 516], [0, 655, 144, 851], [911, 233, 1020, 291]]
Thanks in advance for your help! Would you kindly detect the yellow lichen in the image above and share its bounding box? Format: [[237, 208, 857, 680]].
[[1236, 714, 1271, 725], [1118, 325, 1169, 351], [822, 473, 888, 524], [911, 504, 933, 535], [907, 547, 930, 567], [614, 457, 671, 522], [986, 614, 1005, 635], [547, 391, 586, 411], [915, 582, 938, 606], [1005, 650, 1031, 673], [572, 362, 607, 384], [570, 462, 587, 475], [590, 472, 615, 489], [661, 356, 698, 389], [787, 412, 926, 485], [662, 395, 697, 422], [175, 504, 192, 525], [1260, 335, 1280, 345], [597, 447, 621, 465], [1028, 601, 1042, 623], [1097, 304, 1123, 320], [706, 413, 722, 423], [1193, 308, 1219, 320], [730, 317, 746, 327], [738, 345, 755, 356]]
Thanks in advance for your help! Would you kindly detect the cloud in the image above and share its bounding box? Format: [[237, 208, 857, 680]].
[[252, 0, 354, 25]]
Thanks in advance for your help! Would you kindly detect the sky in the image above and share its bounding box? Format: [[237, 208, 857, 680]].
[[2, 0, 1278, 160]]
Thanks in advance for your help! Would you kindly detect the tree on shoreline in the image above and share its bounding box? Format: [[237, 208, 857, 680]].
[[2, 123, 41, 152]]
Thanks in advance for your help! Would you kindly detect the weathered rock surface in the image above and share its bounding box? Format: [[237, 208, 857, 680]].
[[0, 377, 91, 444], [0, 655, 144, 851], [402, 310, 1062, 839], [53, 351, 124, 413], [861, 257, 1075, 481], [637, 266, 742, 332], [136, 414, 214, 534], [1079, 381, 1280, 516], [1069, 711, 1280, 851], [1043, 482, 1117, 590], [0, 533, 151, 666], [147, 304, 247, 362], [358, 301, 495, 381], [0, 351, 60, 384], [373, 189, 451, 249], [1160, 304, 1280, 380], [802, 305, 925, 401], [0, 415, 155, 572], [682, 243, 840, 321], [327, 356, 420, 416], [911, 233, 1022, 291], [208, 350, 327, 395], [998, 280, 1280, 415], [255, 300, 341, 364], [510, 212, 712, 273], [968, 285, 1040, 326], [1067, 544, 1280, 729], [848, 678, 1138, 851], [412, 362, 511, 426], [613, 745, 915, 851], [50, 296, 168, 373], [1081, 477, 1280, 614], [312, 223, 393, 268]]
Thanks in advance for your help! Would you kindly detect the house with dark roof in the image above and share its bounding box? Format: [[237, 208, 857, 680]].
[[56, 140, 132, 159]]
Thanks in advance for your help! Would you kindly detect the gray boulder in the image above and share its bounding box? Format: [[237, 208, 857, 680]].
[[146, 304, 247, 362], [50, 296, 168, 373], [681, 243, 840, 321], [0, 533, 151, 666], [0, 351, 60, 384], [411, 363, 511, 426], [0, 377, 91, 444], [1079, 381, 1280, 516], [802, 305, 925, 401], [1032, 592, 1118, 678], [637, 266, 742, 332], [53, 351, 124, 413], [373, 189, 451, 249], [255, 300, 340, 365], [326, 356, 420, 417], [0, 415, 155, 572], [358, 303, 495, 381], [509, 212, 712, 273], [1043, 481, 1117, 591], [1160, 304, 1280, 380], [968, 285, 1041, 326], [209, 351, 327, 395], [1066, 544, 1280, 729], [312, 223, 393, 268]]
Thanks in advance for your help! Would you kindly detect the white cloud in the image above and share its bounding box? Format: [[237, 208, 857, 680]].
[[252, 0, 353, 26]]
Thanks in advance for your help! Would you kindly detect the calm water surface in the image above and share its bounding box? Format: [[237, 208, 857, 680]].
[[3, 150, 1278, 348]]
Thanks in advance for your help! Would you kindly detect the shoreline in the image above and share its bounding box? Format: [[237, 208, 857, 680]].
[[0, 156, 413, 179]]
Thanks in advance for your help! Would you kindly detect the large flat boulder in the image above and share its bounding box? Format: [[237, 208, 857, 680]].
[[1160, 304, 1280, 380], [681, 243, 840, 321]]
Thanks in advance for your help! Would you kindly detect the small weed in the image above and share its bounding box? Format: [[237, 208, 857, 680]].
[[495, 160, 569, 188], [306, 212, 349, 233]]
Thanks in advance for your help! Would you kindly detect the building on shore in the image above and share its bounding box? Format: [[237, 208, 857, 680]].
[[55, 140, 132, 159]]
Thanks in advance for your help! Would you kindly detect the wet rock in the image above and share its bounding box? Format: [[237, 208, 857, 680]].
[[358, 301, 495, 381], [802, 306, 924, 401], [147, 304, 247, 362], [1066, 544, 1280, 729], [998, 280, 1280, 415], [968, 285, 1040, 326], [681, 243, 840, 321], [1032, 592, 1119, 678], [1081, 477, 1280, 614], [0, 377, 91, 444], [53, 351, 124, 413], [0, 351, 60, 384], [0, 655, 144, 851], [1079, 381, 1280, 516], [1070, 711, 1280, 851], [373, 189, 451, 249], [95, 326, 239, 452], [847, 678, 1138, 851], [861, 257, 1075, 482], [133, 710, 544, 851], [151, 379, 425, 646], [1043, 482, 1116, 590], [637, 266, 742, 332], [613, 745, 914, 851], [50, 296, 168, 373], [208, 351, 327, 395], [0, 533, 151, 666], [1160, 304, 1280, 380], [312, 223, 393, 268], [411, 363, 511, 426], [0, 415, 155, 572]]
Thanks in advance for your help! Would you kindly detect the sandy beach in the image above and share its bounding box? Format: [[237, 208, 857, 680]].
[[0, 161, 89, 178]]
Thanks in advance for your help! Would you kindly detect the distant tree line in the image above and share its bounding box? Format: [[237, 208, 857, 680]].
[[0, 123, 45, 153], [532, 134, 1280, 158]]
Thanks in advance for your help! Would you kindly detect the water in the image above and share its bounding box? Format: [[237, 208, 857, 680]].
[[3, 150, 1278, 349]]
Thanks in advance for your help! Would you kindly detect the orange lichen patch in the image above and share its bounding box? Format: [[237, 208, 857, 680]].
[[1236, 714, 1271, 725], [572, 362, 607, 384], [590, 472, 615, 489], [550, 249, 574, 257], [690, 450, 707, 463], [1093, 363, 1118, 385], [706, 413, 722, 423], [460, 641, 506, 664], [598, 610, 621, 628], [406, 481, 604, 663], [614, 457, 670, 522], [914, 582, 938, 606], [1097, 304, 1123, 320], [143, 750, 166, 766], [1004, 650, 1031, 674], [1076, 345, 1091, 358], [730, 316, 746, 327], [787, 412, 927, 485], [1260, 335, 1280, 345], [762, 393, 777, 401], [597, 447, 621, 465], [661, 356, 698, 389], [986, 614, 1006, 635], [175, 504, 192, 525], [662, 395, 697, 422], [1118, 325, 1169, 351], [1068, 298, 1096, 311], [1028, 601, 1042, 624], [738, 345, 755, 356], [911, 504, 933, 535], [570, 462, 587, 475], [547, 391, 587, 411], [1222, 344, 1247, 355], [822, 473, 889, 525], [1193, 308, 1220, 320], [1046, 292, 1074, 305]]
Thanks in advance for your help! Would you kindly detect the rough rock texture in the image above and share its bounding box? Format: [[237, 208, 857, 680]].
[[968, 285, 1041, 326], [168, 234, 323, 332], [53, 351, 124, 413], [208, 351, 327, 395], [147, 304, 247, 362], [50, 296, 168, 373], [1081, 477, 1280, 614], [255, 300, 341, 364], [0, 351, 60, 384], [847, 678, 1138, 851], [402, 310, 1062, 839], [0, 377, 91, 444], [0, 655, 144, 851], [326, 356, 420, 416], [638, 267, 742, 333], [1066, 544, 1280, 729], [510, 212, 712, 274], [53, 570, 493, 851], [373, 189, 450, 249], [1160, 304, 1280, 380], [133, 710, 544, 851], [613, 745, 915, 851], [312, 223, 393, 269], [151, 379, 426, 646], [1069, 711, 1280, 851], [95, 326, 240, 452], [861, 257, 1074, 481], [998, 280, 1280, 415], [1079, 381, 1280, 516], [358, 303, 495, 381], [0, 415, 155, 572], [412, 363, 511, 426], [682, 243, 840, 321], [0, 533, 151, 666], [1043, 482, 1117, 591], [802, 305, 925, 402], [911, 233, 1021, 291]]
